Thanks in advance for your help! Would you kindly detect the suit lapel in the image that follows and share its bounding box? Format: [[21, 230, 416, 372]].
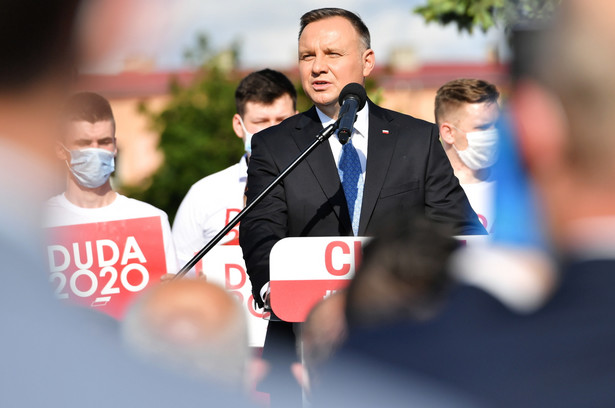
[[359, 102, 397, 235], [292, 107, 351, 232]]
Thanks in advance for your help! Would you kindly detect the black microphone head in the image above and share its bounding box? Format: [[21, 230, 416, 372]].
[[338, 83, 367, 110]]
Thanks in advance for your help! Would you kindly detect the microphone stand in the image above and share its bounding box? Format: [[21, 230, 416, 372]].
[[173, 121, 339, 279]]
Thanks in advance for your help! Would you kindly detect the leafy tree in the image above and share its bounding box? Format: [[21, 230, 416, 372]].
[[122, 34, 245, 222], [414, 0, 561, 34]]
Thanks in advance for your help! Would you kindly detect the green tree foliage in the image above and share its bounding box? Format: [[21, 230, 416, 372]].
[[414, 0, 561, 34], [124, 67, 243, 223]]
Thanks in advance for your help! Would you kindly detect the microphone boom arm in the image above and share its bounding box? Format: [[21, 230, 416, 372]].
[[173, 121, 339, 279]]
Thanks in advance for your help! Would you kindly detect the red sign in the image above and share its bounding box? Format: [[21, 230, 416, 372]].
[[269, 237, 371, 322], [223, 208, 241, 245], [269, 235, 490, 322], [45, 217, 167, 319]]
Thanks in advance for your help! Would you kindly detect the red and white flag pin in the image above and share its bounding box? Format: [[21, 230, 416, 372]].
[[382, 129, 390, 134]]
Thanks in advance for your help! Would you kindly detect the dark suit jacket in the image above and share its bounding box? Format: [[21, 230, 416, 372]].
[[240, 102, 485, 305], [316, 258, 615, 408]]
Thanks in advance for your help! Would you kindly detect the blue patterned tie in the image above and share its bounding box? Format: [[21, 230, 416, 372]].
[[338, 138, 364, 235]]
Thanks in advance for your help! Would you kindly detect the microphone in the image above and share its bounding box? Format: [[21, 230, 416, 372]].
[[337, 83, 367, 145]]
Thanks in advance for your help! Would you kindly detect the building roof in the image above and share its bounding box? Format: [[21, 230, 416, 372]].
[[76, 70, 198, 99], [76, 62, 509, 99]]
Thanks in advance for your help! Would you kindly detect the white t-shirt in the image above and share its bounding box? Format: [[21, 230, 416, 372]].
[[460, 180, 496, 234], [44, 192, 177, 274], [172, 156, 269, 347], [172, 156, 247, 268]]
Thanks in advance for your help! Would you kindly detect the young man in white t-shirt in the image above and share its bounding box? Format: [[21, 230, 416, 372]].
[[172, 69, 297, 268], [44, 92, 177, 287], [435, 79, 500, 233], [171, 70, 297, 351]]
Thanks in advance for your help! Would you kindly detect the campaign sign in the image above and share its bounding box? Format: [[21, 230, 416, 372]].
[[197, 246, 268, 347], [45, 216, 166, 319], [269, 235, 491, 322], [269, 237, 372, 322]]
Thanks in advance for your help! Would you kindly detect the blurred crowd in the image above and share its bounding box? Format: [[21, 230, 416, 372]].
[[3, 1, 615, 407]]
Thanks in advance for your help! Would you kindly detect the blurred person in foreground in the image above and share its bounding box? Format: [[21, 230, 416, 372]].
[[122, 279, 249, 388], [0, 1, 247, 406], [301, 216, 458, 398], [436, 79, 500, 232], [314, 1, 615, 407], [344, 216, 458, 328], [239, 7, 485, 406]]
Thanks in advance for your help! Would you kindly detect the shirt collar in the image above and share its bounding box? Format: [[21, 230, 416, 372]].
[[315, 102, 370, 139]]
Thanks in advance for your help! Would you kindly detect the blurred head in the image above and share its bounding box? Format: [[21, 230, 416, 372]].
[[436, 79, 500, 171], [0, 0, 84, 166], [122, 279, 249, 387], [0, 1, 81, 94], [298, 8, 375, 118], [232, 69, 297, 155], [57, 92, 117, 189], [346, 216, 458, 328], [302, 291, 348, 369], [511, 0, 615, 244]]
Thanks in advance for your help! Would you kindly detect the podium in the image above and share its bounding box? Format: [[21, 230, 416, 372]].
[[269, 235, 489, 322]]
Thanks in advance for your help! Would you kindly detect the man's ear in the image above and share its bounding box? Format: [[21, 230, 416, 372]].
[[512, 80, 567, 178], [232, 114, 244, 139], [439, 123, 455, 145], [362, 48, 375, 78]]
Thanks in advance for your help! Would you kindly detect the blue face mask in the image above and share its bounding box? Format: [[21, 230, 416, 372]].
[[64, 146, 115, 188]]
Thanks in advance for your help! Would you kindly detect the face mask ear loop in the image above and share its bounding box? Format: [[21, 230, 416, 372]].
[[60, 143, 72, 171], [449, 124, 466, 152], [238, 116, 250, 136]]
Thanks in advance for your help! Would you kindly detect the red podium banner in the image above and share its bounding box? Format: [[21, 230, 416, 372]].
[[269, 235, 491, 322], [45, 216, 167, 319], [269, 237, 371, 322]]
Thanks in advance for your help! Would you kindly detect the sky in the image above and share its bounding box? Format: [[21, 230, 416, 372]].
[[90, 0, 507, 73]]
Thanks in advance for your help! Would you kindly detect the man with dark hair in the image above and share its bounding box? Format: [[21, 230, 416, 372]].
[[172, 69, 297, 346], [173, 68, 297, 265], [345, 216, 457, 327], [239, 7, 484, 406], [435, 79, 500, 231]]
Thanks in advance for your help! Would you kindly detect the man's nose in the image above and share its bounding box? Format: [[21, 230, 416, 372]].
[[311, 53, 327, 75]]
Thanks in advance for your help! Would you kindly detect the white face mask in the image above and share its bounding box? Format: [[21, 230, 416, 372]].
[[453, 128, 499, 170], [64, 146, 115, 188], [238, 116, 254, 155]]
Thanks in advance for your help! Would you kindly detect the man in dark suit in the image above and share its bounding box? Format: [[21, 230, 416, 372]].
[[315, 1, 615, 407], [239, 7, 484, 406]]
